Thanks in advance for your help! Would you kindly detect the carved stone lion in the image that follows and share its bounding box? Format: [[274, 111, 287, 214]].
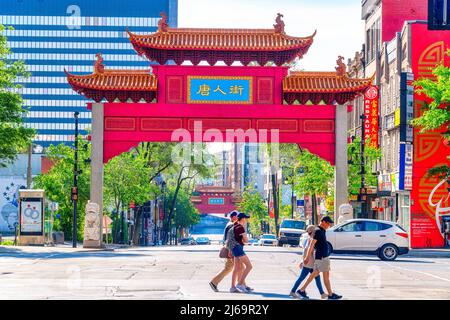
[[84, 201, 101, 241]]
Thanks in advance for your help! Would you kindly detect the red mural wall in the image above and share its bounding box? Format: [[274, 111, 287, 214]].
[[410, 23, 450, 248], [381, 0, 428, 42]]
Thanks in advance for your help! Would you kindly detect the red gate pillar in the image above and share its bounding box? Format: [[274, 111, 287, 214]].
[[84, 102, 104, 248], [334, 104, 349, 221]]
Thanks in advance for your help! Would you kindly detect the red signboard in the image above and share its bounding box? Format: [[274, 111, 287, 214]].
[[410, 23, 450, 248], [363, 86, 379, 148]]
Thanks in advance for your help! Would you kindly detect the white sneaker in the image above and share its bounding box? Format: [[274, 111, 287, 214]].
[[229, 287, 239, 293], [289, 292, 299, 299], [321, 293, 328, 299], [236, 284, 249, 293]]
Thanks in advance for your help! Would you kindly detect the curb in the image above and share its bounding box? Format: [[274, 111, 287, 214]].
[[404, 251, 450, 259]]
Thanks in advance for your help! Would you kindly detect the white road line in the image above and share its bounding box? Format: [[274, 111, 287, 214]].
[[383, 261, 450, 283]]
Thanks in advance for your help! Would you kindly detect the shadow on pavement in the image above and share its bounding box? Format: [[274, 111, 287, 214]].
[[329, 255, 433, 264], [0, 246, 24, 254], [0, 249, 149, 260], [130, 248, 303, 255], [248, 291, 299, 299]]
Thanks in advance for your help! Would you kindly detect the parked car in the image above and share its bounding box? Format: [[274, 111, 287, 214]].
[[180, 237, 196, 245], [278, 219, 306, 246], [248, 238, 259, 246], [195, 237, 211, 245], [259, 234, 278, 246], [325, 219, 409, 261]]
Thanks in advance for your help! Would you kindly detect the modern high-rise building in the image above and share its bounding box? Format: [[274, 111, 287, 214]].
[[1, 0, 178, 148]]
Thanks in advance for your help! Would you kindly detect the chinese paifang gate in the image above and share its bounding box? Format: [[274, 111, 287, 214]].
[[65, 13, 374, 248]]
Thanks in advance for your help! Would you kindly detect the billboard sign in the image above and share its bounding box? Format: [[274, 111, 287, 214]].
[[20, 198, 44, 235], [410, 23, 450, 248], [363, 85, 379, 148], [399, 143, 413, 191], [400, 72, 415, 142]]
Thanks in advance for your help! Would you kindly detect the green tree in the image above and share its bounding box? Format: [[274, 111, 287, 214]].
[[162, 143, 215, 243], [347, 137, 381, 195], [104, 149, 162, 244], [412, 55, 450, 178], [104, 151, 154, 217], [33, 138, 91, 240], [170, 187, 200, 238], [280, 144, 302, 218], [134, 142, 175, 184], [294, 150, 334, 225], [238, 186, 268, 237], [0, 24, 35, 166]]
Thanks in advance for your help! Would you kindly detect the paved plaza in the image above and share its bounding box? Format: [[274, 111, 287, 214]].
[[0, 245, 449, 300]]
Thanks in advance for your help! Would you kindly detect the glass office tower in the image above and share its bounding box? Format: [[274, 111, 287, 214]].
[[0, 0, 178, 148]]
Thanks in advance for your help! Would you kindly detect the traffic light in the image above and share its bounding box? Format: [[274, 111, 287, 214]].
[[71, 187, 78, 201]]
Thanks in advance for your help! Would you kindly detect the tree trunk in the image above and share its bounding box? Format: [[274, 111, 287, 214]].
[[312, 194, 319, 226], [132, 206, 142, 246]]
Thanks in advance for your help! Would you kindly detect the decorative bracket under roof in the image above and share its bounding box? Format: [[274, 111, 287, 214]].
[[65, 57, 157, 103], [283, 70, 374, 105], [127, 14, 316, 66]]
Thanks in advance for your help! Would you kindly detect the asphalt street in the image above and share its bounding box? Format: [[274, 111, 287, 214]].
[[0, 244, 449, 300]]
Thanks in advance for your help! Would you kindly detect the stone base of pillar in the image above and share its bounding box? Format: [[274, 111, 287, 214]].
[[83, 240, 104, 249]]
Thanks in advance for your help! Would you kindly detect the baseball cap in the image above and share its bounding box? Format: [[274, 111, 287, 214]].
[[321, 216, 334, 224], [237, 212, 250, 220], [229, 210, 239, 218]]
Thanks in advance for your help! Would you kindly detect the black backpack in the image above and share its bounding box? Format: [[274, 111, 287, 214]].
[[225, 224, 240, 251]]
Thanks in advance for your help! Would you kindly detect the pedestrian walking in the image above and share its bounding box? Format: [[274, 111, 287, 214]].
[[230, 212, 253, 294], [297, 216, 343, 300], [289, 225, 327, 299], [209, 211, 239, 292]]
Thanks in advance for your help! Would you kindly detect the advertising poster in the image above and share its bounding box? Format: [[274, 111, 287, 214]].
[[363, 85, 379, 148], [20, 199, 43, 234], [410, 23, 450, 248]]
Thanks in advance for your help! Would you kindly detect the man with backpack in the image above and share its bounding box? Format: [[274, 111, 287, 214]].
[[209, 211, 239, 292], [296, 216, 343, 300]]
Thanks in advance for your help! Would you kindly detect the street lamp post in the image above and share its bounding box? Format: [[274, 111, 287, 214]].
[[72, 111, 80, 248], [159, 180, 166, 246]]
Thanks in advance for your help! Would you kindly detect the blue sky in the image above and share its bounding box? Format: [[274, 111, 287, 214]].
[[178, 0, 364, 71]]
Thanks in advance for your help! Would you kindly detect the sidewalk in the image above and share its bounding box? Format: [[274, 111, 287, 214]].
[[405, 248, 450, 259]]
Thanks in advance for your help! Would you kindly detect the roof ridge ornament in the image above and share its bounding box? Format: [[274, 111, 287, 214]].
[[158, 12, 169, 32], [273, 13, 285, 34], [94, 53, 105, 74], [335, 55, 347, 77]]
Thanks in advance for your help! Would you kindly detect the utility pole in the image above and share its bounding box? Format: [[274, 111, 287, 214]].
[[72, 111, 80, 248], [291, 181, 295, 219], [26, 143, 32, 189], [271, 167, 280, 236]]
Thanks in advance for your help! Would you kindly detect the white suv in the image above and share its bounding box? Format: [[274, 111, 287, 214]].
[[301, 219, 409, 261], [326, 219, 409, 261]]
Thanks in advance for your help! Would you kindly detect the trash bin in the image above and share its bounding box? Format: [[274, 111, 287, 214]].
[[52, 231, 64, 244]]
